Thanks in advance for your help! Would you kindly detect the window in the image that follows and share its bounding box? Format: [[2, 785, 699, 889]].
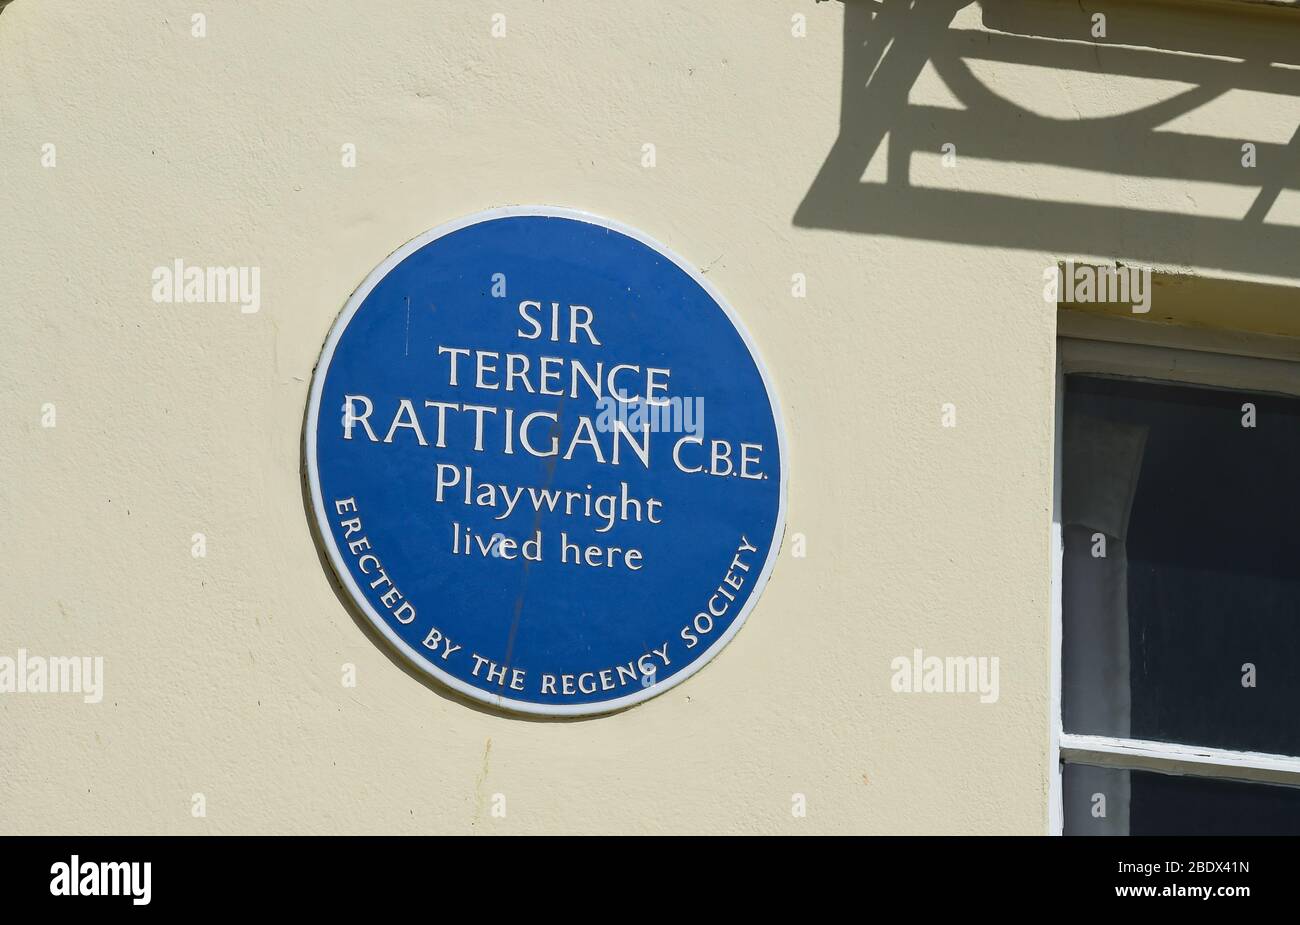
[[1052, 336, 1300, 835]]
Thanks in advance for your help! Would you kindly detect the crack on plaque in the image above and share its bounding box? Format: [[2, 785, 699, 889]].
[[500, 396, 567, 674]]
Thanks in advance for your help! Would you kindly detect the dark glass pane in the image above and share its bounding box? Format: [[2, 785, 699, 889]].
[[1064, 763, 1300, 835], [1062, 374, 1300, 754]]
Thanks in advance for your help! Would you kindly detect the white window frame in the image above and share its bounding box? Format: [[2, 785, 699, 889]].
[[1050, 327, 1300, 835]]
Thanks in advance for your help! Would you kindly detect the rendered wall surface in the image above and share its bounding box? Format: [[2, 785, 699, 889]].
[[1, 0, 1296, 834]]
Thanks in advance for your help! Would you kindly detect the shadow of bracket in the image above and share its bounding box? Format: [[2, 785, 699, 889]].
[[795, 0, 1300, 280]]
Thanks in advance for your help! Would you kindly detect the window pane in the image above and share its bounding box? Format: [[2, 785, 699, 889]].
[[1064, 762, 1300, 835], [1062, 374, 1300, 754]]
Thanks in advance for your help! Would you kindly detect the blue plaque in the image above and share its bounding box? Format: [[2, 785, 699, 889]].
[[306, 207, 786, 715]]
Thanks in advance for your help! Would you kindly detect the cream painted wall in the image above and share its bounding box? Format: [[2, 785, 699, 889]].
[[1, 0, 1293, 834]]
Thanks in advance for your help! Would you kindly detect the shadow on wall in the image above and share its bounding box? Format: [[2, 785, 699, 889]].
[[794, 0, 1300, 280]]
